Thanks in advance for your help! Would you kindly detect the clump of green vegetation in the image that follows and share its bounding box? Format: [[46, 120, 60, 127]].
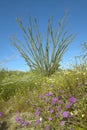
[[0, 63, 87, 129]]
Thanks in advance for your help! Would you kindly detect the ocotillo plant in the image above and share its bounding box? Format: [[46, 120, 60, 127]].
[[11, 15, 76, 76]]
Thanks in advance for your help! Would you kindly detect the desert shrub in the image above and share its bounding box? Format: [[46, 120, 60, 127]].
[[11, 14, 76, 76]]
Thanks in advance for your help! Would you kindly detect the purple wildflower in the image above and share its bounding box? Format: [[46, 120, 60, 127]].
[[62, 111, 69, 118], [65, 103, 71, 109], [45, 125, 50, 130], [24, 121, 29, 126], [39, 95, 43, 99], [56, 112, 60, 117], [35, 108, 40, 116], [0, 112, 3, 117], [58, 95, 62, 99], [50, 109, 54, 114], [69, 97, 76, 104], [49, 117, 53, 121], [60, 121, 65, 126], [35, 110, 40, 116], [45, 93, 49, 96], [45, 92, 53, 97], [51, 97, 57, 105], [16, 111, 19, 114], [19, 120, 24, 124], [15, 116, 20, 121], [36, 119, 40, 125], [58, 106, 62, 111]]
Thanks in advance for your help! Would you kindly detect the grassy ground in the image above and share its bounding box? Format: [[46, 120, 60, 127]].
[[0, 68, 87, 130]]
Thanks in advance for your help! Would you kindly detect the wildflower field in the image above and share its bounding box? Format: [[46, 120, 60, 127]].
[[0, 66, 87, 130]]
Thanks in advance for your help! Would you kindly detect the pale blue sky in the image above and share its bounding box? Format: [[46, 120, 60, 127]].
[[0, 0, 87, 71]]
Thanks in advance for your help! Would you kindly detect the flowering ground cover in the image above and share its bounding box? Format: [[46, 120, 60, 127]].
[[0, 69, 87, 130]]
